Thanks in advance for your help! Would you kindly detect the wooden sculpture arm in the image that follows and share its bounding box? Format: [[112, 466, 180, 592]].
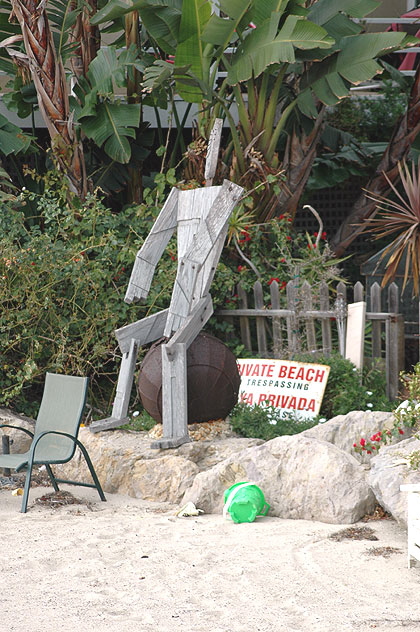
[[125, 187, 179, 304]]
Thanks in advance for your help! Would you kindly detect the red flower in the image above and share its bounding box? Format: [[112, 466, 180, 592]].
[[237, 265, 246, 271], [359, 438, 366, 447], [286, 236, 292, 241], [353, 443, 357, 448], [269, 277, 280, 285], [238, 227, 251, 242], [399, 429, 405, 435], [280, 258, 286, 263], [280, 281, 287, 290]]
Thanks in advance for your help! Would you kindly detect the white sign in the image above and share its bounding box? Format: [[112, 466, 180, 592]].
[[237, 358, 330, 419]]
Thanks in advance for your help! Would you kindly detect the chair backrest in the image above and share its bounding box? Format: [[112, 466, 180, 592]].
[[33, 373, 89, 463]]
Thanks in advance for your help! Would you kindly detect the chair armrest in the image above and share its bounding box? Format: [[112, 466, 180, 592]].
[[0, 424, 34, 438]]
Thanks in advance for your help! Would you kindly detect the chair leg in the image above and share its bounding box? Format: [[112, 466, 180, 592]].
[[45, 464, 60, 492], [78, 443, 106, 502]]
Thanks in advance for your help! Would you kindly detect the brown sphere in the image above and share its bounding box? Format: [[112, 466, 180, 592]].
[[137, 333, 241, 424]]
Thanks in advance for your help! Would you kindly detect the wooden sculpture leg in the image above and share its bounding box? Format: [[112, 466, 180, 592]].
[[90, 339, 138, 433], [150, 342, 191, 449]]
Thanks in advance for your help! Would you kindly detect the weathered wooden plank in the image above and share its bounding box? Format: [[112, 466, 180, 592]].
[[205, 118, 223, 185], [217, 308, 295, 317], [115, 309, 168, 353], [270, 280, 283, 356], [346, 302, 366, 370], [386, 314, 404, 400], [335, 282, 347, 356], [354, 281, 364, 303], [1, 435, 10, 476], [286, 279, 299, 353], [165, 258, 200, 335], [319, 281, 332, 354], [125, 188, 179, 304], [166, 295, 213, 351], [185, 181, 243, 264], [177, 187, 220, 256], [150, 342, 191, 449], [90, 338, 138, 432], [254, 280, 267, 355], [238, 284, 252, 351], [370, 282, 382, 359], [386, 283, 405, 400], [302, 280, 316, 352]]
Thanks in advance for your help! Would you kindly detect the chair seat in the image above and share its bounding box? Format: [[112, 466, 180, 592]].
[[0, 452, 30, 471]]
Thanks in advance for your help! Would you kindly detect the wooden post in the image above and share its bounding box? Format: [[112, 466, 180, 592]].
[[238, 284, 252, 352], [302, 280, 316, 352], [346, 302, 366, 370], [370, 282, 382, 360], [286, 279, 299, 354], [254, 280, 267, 356], [270, 280, 283, 356], [387, 282, 404, 400], [335, 282, 347, 357], [1, 435, 10, 476], [150, 342, 191, 449], [319, 282, 332, 355]]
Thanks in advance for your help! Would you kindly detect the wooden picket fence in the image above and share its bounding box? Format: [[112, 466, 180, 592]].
[[216, 279, 406, 400]]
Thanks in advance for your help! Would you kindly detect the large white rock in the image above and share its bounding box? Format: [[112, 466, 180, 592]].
[[302, 410, 398, 463], [367, 436, 420, 527], [53, 428, 263, 504], [0, 408, 35, 453], [182, 435, 376, 524]]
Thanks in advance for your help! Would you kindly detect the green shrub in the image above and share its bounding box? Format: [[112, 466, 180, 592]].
[[0, 168, 177, 416], [229, 403, 319, 441], [297, 353, 393, 418]]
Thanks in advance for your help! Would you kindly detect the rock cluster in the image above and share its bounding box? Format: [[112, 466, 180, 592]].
[[2, 407, 420, 526]]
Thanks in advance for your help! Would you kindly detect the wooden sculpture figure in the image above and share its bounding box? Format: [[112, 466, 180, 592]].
[[90, 120, 244, 448]]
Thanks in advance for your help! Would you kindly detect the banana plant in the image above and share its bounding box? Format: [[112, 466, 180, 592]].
[[137, 0, 417, 221]]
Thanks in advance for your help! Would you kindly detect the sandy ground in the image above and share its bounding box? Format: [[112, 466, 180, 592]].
[[1, 485, 419, 632]]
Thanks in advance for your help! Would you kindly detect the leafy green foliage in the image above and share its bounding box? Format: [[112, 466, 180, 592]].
[[296, 353, 393, 418], [0, 167, 179, 415], [229, 403, 318, 441]]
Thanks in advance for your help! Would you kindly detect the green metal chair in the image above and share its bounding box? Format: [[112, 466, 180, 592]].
[[0, 372, 106, 512]]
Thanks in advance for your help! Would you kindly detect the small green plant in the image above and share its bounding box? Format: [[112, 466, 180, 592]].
[[120, 410, 156, 432], [229, 403, 318, 441]]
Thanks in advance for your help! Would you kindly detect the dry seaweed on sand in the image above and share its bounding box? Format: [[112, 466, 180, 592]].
[[329, 526, 379, 541]]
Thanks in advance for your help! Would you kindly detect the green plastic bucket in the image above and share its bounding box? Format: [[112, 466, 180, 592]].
[[223, 482, 270, 523]]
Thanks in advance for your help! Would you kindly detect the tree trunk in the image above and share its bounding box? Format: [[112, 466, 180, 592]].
[[70, 0, 100, 79], [10, 0, 87, 198], [125, 10, 143, 204], [272, 107, 325, 221], [330, 65, 420, 256]]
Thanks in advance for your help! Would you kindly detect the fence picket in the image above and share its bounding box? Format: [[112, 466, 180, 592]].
[[370, 282, 382, 359], [270, 280, 283, 356], [319, 282, 332, 354], [253, 281, 267, 356], [286, 280, 298, 353], [238, 284, 252, 351], [302, 281, 316, 352]]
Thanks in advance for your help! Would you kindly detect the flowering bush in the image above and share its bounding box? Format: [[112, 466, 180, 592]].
[[352, 363, 420, 457]]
